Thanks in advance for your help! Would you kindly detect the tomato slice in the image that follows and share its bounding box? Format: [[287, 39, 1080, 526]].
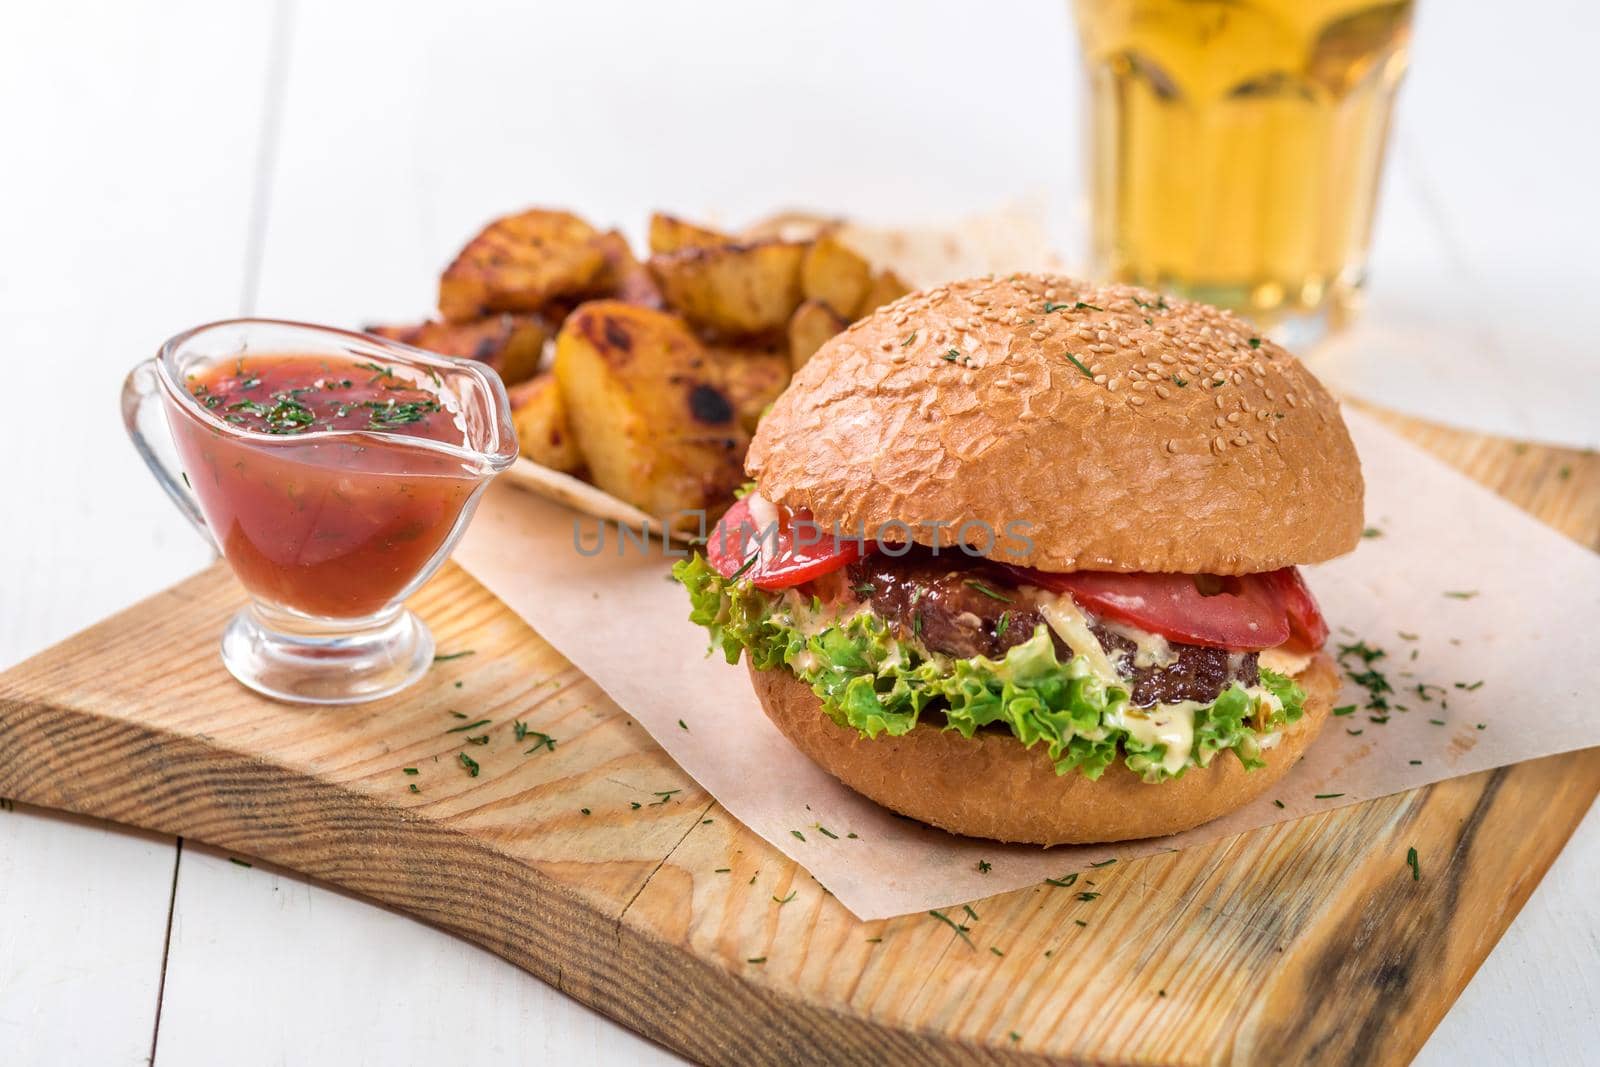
[[1014, 567, 1293, 651], [705, 497, 871, 590], [704, 499, 1331, 651], [1265, 567, 1329, 653]]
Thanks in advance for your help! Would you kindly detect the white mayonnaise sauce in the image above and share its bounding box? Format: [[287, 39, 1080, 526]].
[[1032, 590, 1120, 683], [745, 492, 779, 536], [1101, 619, 1178, 668], [1108, 701, 1200, 776]]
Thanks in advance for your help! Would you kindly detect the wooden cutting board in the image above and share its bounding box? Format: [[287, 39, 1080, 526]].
[[2, 409, 1596, 1067]]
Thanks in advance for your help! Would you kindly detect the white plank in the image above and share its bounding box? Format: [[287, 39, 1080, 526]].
[[0, 2, 278, 1064], [0, 805, 177, 1066], [153, 845, 684, 1067], [247, 0, 1085, 328], [0, 0, 276, 663]]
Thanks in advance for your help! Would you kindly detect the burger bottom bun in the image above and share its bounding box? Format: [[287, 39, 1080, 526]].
[[749, 652, 1338, 845]]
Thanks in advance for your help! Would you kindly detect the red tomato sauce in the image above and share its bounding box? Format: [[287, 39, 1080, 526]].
[[169, 354, 481, 618]]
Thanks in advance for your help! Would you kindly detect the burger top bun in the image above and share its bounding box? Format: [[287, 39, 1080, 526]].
[[747, 273, 1364, 574]]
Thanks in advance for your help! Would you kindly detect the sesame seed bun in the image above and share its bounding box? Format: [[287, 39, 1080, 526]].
[[750, 653, 1337, 845], [747, 274, 1363, 573]]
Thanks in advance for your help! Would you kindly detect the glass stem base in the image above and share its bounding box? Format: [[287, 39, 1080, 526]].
[[1261, 302, 1340, 353], [220, 601, 434, 705], [1112, 275, 1364, 352]]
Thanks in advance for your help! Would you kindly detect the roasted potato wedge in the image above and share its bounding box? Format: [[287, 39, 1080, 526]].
[[553, 301, 747, 523], [857, 268, 912, 316], [801, 234, 871, 317], [366, 314, 550, 385], [438, 209, 605, 322], [706, 345, 791, 434], [786, 299, 849, 371], [508, 373, 582, 473], [741, 211, 841, 243], [589, 229, 663, 308], [649, 240, 808, 338], [647, 213, 733, 255]]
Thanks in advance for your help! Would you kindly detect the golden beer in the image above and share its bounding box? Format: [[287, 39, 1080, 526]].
[[1074, 0, 1415, 341]]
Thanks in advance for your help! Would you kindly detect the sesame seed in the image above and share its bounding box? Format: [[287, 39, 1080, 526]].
[[1029, 330, 1046, 341], [1286, 392, 1298, 407], [1107, 378, 1120, 392], [1093, 374, 1107, 384], [1131, 380, 1147, 391], [1226, 411, 1242, 424], [1155, 384, 1171, 399], [1165, 438, 1179, 453], [1214, 415, 1227, 428], [1212, 436, 1226, 454], [1267, 429, 1280, 443], [1128, 395, 1146, 406]]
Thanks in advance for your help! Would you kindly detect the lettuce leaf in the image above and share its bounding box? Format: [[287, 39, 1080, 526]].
[[674, 555, 1306, 783]]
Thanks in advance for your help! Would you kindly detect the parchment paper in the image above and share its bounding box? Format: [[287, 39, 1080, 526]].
[[454, 410, 1600, 920]]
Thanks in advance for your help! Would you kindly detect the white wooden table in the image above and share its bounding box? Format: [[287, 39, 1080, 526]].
[[1, 2, 1594, 1063]]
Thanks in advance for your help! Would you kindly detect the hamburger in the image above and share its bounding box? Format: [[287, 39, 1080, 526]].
[[674, 273, 1362, 844]]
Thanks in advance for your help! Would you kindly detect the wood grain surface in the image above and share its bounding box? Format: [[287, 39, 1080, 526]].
[[0, 410, 1595, 1067]]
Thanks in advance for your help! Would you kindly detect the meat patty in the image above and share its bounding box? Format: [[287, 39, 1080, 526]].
[[847, 551, 1042, 660], [846, 549, 1259, 706], [1090, 624, 1259, 706]]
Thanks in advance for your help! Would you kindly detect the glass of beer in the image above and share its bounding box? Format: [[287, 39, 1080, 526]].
[[1073, 0, 1416, 345]]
